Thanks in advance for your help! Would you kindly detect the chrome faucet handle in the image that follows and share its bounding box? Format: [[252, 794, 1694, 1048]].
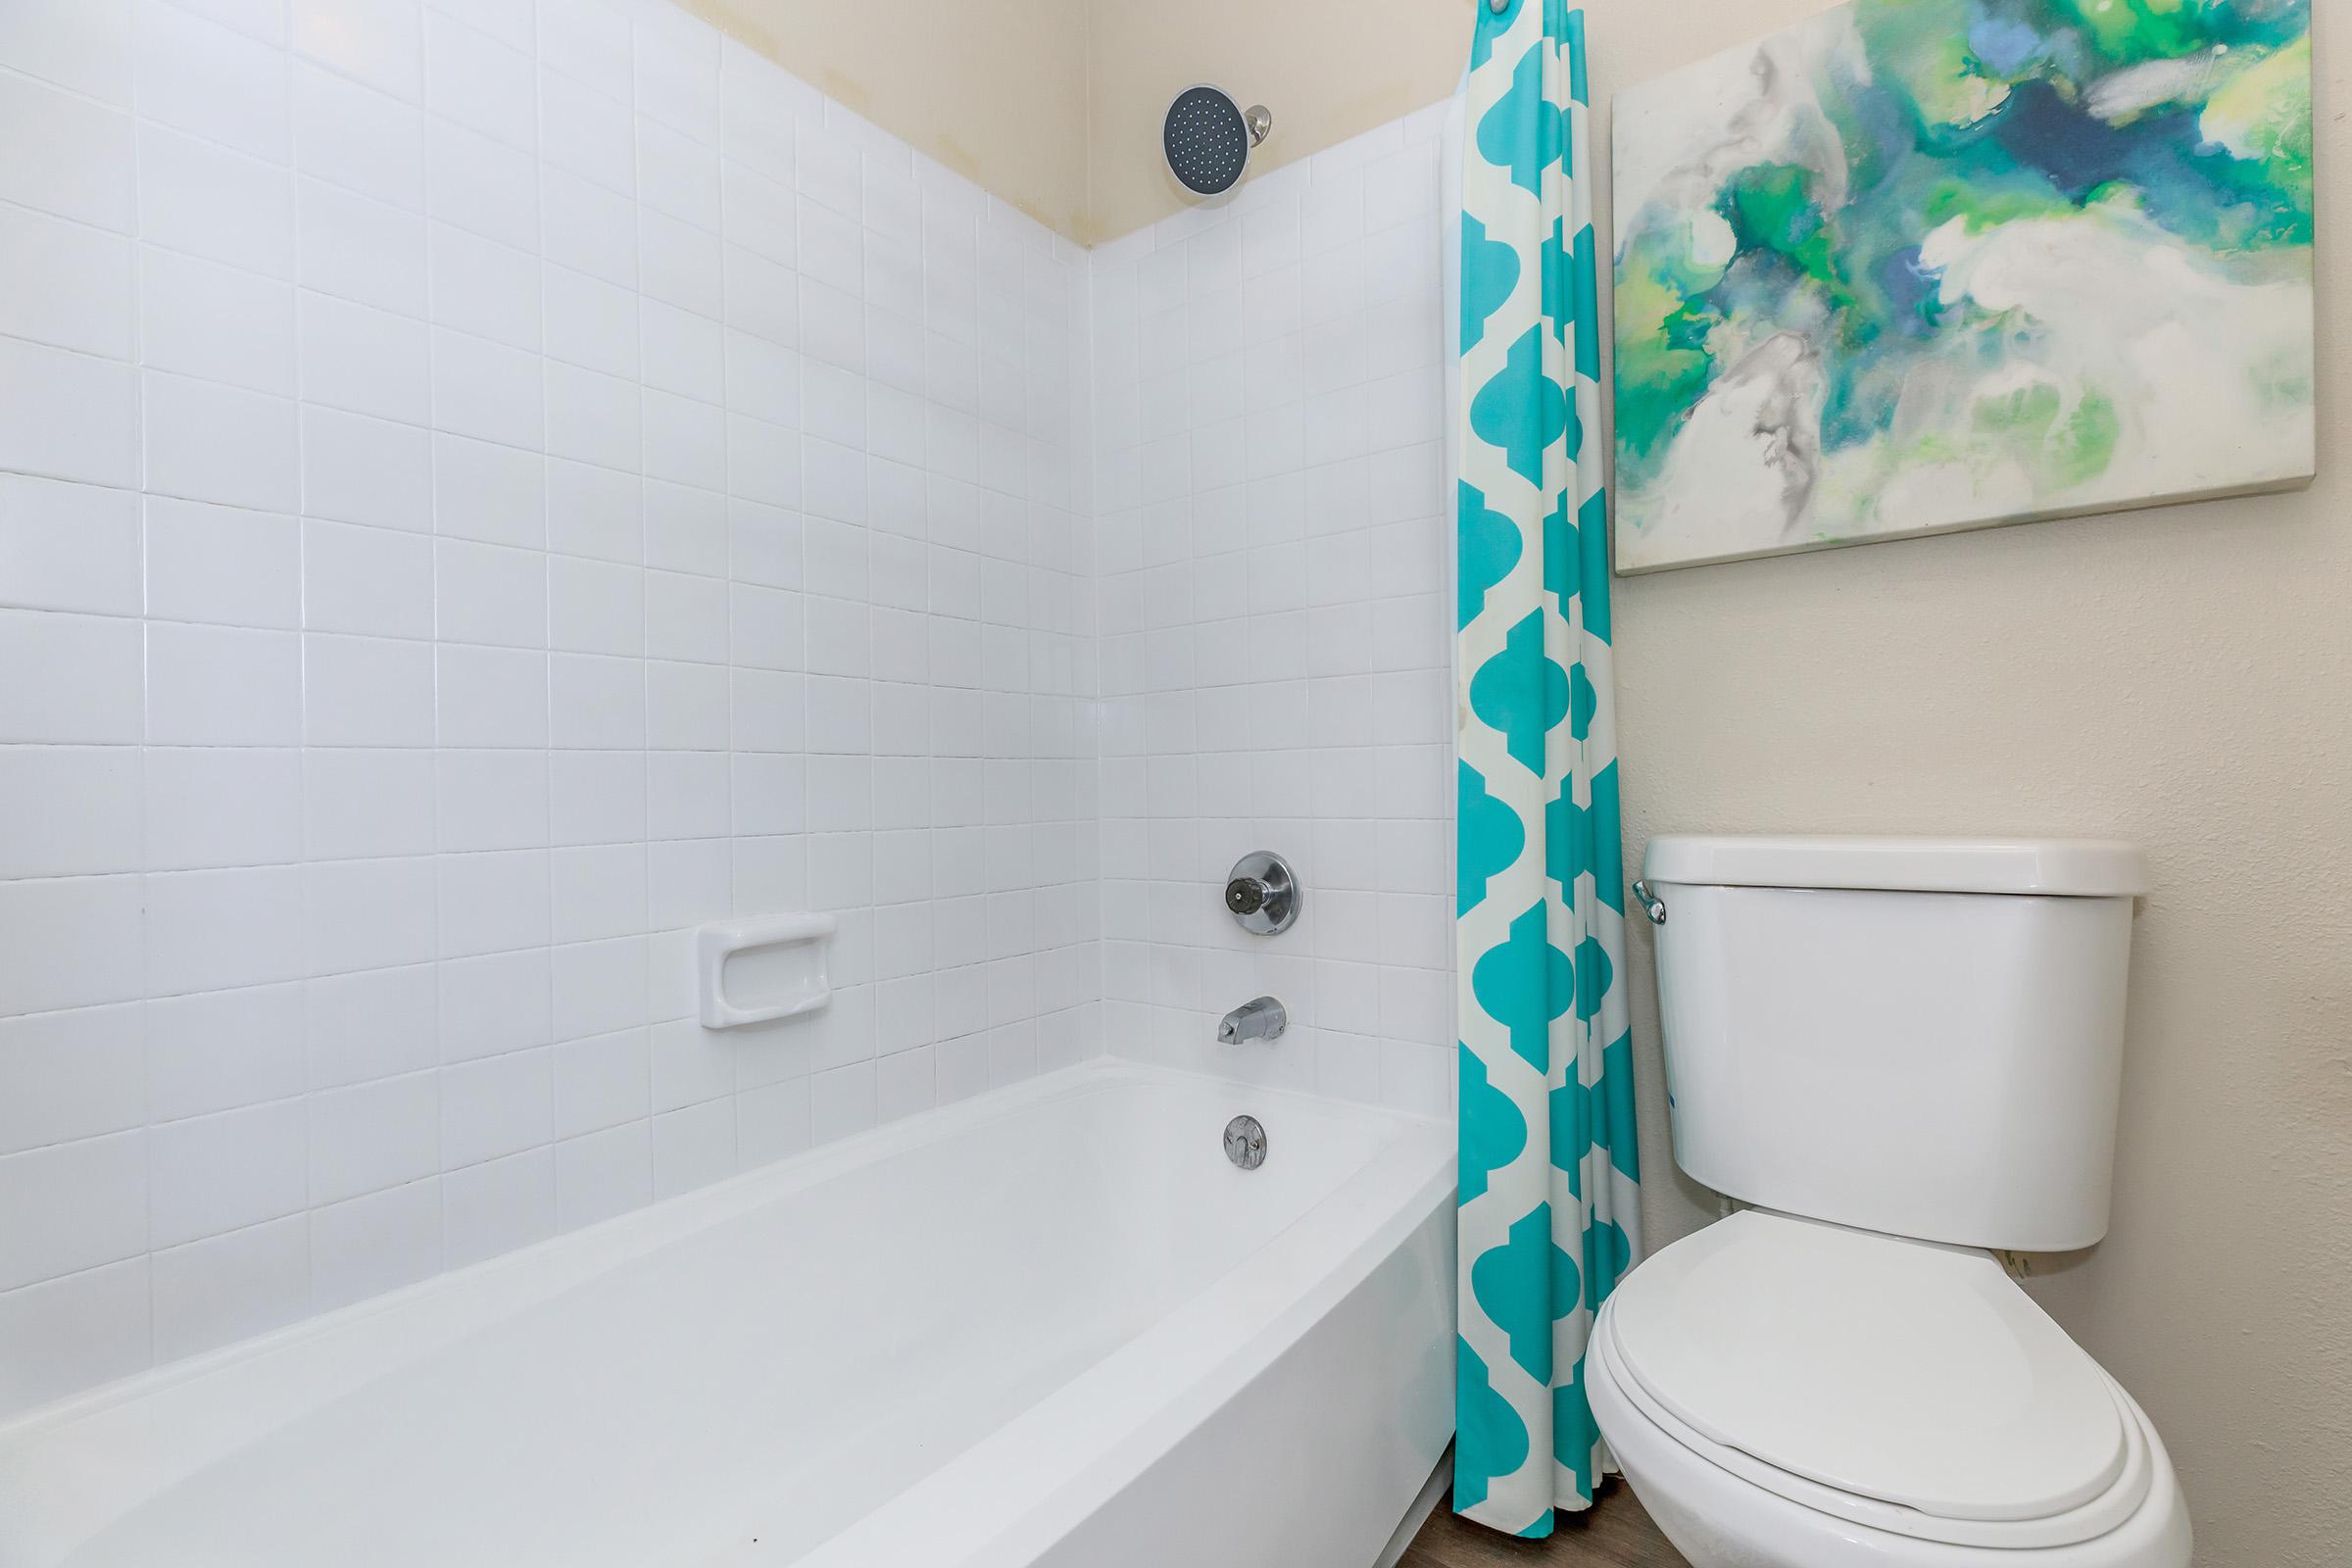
[[1222, 852, 1298, 935]]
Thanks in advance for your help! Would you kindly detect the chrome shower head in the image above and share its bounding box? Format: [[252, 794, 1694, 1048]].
[[1163, 85, 1271, 197]]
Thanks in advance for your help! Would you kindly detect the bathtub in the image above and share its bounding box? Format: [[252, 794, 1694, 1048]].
[[0, 1061, 1456, 1567]]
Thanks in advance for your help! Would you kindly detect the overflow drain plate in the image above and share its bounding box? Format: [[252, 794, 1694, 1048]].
[[1224, 1114, 1267, 1170]]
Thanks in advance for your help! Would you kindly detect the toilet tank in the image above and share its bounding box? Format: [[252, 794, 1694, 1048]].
[[1643, 837, 2146, 1252]]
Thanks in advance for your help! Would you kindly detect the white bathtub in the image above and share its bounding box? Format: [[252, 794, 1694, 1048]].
[[0, 1061, 1456, 1567]]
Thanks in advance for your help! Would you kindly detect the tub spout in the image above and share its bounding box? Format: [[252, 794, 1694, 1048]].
[[1217, 996, 1287, 1045]]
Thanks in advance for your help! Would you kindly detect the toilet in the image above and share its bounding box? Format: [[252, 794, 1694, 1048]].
[[1591, 837, 2193, 1568]]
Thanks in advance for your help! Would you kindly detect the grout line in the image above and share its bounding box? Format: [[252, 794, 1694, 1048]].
[[123, 0, 161, 1364]]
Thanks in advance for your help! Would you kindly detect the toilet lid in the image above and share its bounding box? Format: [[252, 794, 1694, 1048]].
[[1608, 1211, 2128, 1523]]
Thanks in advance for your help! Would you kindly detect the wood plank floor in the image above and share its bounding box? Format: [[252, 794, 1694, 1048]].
[[1399, 1481, 1690, 1567]]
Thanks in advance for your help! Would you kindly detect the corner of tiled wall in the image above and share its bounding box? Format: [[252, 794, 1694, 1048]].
[[0, 0, 1457, 1419], [0, 0, 1104, 1416]]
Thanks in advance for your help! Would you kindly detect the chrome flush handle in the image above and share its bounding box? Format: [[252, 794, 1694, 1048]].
[[1632, 880, 1667, 925]]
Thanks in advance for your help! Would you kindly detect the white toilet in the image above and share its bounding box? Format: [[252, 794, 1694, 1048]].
[[1591, 837, 2192, 1568]]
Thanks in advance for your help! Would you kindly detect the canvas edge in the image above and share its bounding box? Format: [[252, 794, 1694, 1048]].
[[1607, 466, 2320, 576]]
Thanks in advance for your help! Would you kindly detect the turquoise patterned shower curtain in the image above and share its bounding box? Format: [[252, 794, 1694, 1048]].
[[1452, 0, 1642, 1537]]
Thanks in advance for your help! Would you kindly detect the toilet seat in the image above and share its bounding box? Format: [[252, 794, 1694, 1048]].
[[1598, 1211, 2154, 1549]]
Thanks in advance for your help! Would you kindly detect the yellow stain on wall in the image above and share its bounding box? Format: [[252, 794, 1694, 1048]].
[[931, 135, 985, 185], [815, 69, 871, 116]]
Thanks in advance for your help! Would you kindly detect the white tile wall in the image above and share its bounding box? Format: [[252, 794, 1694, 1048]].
[[1086, 109, 1455, 1118], [0, 0, 1460, 1419], [0, 0, 1100, 1416]]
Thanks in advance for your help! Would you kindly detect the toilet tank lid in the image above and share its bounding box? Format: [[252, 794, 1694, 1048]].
[[1642, 836, 2146, 897]]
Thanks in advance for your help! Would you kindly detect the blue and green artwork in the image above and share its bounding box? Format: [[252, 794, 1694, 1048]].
[[1610, 0, 2316, 571]]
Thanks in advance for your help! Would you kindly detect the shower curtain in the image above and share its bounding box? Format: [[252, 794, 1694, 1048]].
[[1451, 0, 1642, 1537]]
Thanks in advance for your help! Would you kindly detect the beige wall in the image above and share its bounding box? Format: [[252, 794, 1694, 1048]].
[[1080, 0, 1476, 243], [1588, 4, 2352, 1565], [684, 0, 1476, 245], [671, 0, 1093, 237]]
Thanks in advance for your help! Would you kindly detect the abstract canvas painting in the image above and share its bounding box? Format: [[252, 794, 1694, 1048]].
[[1609, 0, 2315, 572]]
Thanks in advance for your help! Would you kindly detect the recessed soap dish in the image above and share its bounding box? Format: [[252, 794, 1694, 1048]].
[[696, 912, 837, 1029]]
